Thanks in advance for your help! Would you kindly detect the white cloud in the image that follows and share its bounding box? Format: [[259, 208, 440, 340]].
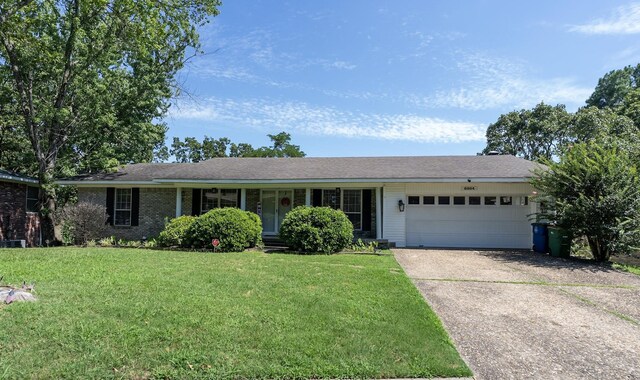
[[326, 60, 357, 70], [569, 3, 640, 35], [169, 97, 485, 143], [416, 52, 591, 111], [192, 27, 357, 79]]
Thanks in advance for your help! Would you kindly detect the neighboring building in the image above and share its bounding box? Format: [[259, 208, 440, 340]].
[[58, 155, 539, 249], [0, 170, 41, 247]]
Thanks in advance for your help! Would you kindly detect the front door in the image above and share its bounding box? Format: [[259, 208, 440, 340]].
[[261, 190, 293, 234]]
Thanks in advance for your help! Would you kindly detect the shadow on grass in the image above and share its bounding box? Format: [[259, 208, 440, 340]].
[[262, 246, 391, 256]]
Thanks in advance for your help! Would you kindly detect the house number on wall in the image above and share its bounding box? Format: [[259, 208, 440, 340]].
[[462, 186, 478, 191]]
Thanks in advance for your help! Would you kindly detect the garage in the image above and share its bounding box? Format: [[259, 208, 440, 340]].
[[405, 194, 532, 249]]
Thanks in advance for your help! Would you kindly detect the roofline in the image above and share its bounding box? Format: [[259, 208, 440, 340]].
[[0, 173, 39, 185], [57, 180, 159, 186], [58, 177, 532, 186]]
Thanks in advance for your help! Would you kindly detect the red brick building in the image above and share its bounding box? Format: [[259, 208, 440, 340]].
[[0, 170, 41, 247]]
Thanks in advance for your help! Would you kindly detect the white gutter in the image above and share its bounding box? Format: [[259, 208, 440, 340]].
[[58, 177, 531, 186], [0, 173, 39, 185], [57, 180, 158, 186], [155, 177, 531, 184]]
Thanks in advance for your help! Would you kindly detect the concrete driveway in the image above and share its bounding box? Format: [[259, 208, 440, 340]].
[[394, 249, 640, 380]]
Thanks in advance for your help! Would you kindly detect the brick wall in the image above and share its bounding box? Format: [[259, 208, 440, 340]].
[[0, 180, 41, 246], [181, 189, 192, 216], [76, 186, 377, 241], [78, 187, 176, 241]]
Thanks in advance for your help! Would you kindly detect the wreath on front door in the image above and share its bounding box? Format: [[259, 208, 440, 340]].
[[280, 197, 291, 207]]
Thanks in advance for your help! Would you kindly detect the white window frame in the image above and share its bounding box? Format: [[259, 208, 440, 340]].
[[201, 188, 238, 213], [114, 188, 132, 226], [320, 189, 364, 231], [342, 189, 363, 231], [321, 189, 339, 209], [407, 195, 421, 205], [407, 194, 529, 207], [453, 196, 466, 205], [437, 196, 451, 205]]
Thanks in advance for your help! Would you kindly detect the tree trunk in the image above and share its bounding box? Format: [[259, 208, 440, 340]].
[[587, 236, 611, 262], [37, 158, 57, 245]]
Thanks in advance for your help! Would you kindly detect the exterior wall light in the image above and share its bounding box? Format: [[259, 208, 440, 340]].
[[398, 199, 405, 212]]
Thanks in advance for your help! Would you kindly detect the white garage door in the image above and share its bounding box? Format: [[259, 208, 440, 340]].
[[406, 195, 532, 249]]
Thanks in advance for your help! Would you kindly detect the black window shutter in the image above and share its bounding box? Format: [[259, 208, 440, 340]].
[[237, 189, 242, 208], [192, 189, 201, 216], [131, 188, 140, 226], [362, 189, 372, 232], [106, 187, 115, 225], [312, 189, 322, 206]]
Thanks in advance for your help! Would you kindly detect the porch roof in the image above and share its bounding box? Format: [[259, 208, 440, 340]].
[[0, 169, 39, 185], [58, 155, 540, 185]]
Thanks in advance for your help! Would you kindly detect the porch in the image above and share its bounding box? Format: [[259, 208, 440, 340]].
[[178, 187, 382, 239]]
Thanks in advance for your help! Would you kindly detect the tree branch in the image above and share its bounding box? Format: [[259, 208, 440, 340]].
[[0, 36, 41, 161], [0, 0, 35, 24], [49, 0, 80, 159]]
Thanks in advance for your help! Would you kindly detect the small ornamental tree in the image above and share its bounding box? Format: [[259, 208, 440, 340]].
[[58, 202, 108, 245], [279, 206, 353, 254], [531, 142, 640, 261]]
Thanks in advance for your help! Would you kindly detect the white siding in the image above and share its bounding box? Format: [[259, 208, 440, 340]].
[[382, 184, 407, 247], [404, 182, 534, 195], [404, 182, 535, 249], [406, 203, 532, 248]]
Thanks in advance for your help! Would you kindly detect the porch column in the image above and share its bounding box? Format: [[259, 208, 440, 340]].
[[305, 188, 311, 206], [240, 188, 247, 210], [375, 187, 382, 239], [175, 187, 182, 217]]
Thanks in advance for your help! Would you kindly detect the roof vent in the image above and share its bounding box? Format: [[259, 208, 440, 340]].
[[486, 151, 500, 156]]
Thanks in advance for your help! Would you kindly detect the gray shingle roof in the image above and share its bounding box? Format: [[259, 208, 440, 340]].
[[0, 169, 38, 184], [60, 155, 539, 184]]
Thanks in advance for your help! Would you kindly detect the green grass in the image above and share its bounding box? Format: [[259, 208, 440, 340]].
[[612, 262, 640, 276], [0, 248, 470, 379]]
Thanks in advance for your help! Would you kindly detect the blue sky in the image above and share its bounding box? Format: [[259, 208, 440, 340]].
[[166, 1, 640, 157]]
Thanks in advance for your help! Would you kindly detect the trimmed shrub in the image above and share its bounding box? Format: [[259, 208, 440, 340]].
[[157, 215, 196, 247], [57, 202, 108, 245], [185, 208, 262, 252], [246, 211, 263, 247], [279, 206, 353, 254]]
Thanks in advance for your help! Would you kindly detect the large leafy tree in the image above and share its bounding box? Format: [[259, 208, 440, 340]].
[[250, 132, 306, 158], [531, 142, 640, 262], [586, 64, 640, 109], [170, 132, 306, 162], [0, 67, 35, 172], [482, 102, 571, 160], [0, 0, 220, 240], [170, 137, 231, 163], [620, 87, 640, 129], [586, 63, 640, 130], [568, 106, 640, 163], [483, 103, 640, 162]]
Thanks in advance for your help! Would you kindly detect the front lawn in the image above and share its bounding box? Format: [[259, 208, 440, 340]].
[[0, 248, 470, 379]]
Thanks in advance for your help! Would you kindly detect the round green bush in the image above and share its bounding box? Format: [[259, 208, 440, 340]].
[[185, 208, 262, 252], [245, 211, 263, 247], [279, 206, 354, 254], [157, 215, 196, 247]]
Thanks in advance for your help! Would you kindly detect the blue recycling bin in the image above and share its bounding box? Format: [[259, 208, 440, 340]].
[[532, 223, 549, 253]]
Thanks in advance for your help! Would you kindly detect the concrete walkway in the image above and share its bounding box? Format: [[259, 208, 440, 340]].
[[394, 249, 640, 380]]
